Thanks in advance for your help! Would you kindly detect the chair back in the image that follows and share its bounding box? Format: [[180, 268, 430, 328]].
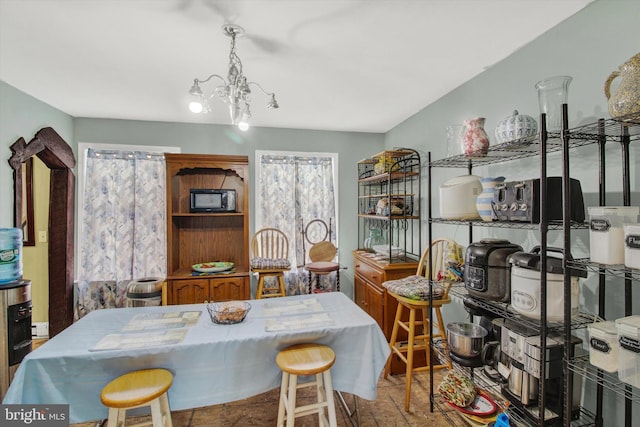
[[415, 238, 463, 300], [301, 219, 338, 264], [251, 228, 289, 260]]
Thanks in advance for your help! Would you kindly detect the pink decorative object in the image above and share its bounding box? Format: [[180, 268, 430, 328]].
[[461, 117, 490, 157]]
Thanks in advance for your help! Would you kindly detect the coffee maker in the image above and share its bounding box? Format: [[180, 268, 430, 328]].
[[498, 320, 582, 425]]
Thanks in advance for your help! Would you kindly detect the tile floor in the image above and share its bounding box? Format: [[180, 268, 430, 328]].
[[70, 370, 458, 427]]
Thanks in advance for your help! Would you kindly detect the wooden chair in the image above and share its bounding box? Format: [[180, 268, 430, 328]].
[[302, 219, 341, 293], [100, 368, 173, 427], [250, 228, 290, 299], [276, 343, 338, 427], [382, 238, 459, 412]]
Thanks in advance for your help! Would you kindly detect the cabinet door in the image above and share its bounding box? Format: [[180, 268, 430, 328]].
[[354, 274, 384, 332], [171, 279, 208, 305], [364, 280, 384, 332], [209, 277, 248, 302]]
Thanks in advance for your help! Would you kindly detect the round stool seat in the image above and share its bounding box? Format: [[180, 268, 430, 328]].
[[276, 343, 335, 375], [305, 261, 339, 273], [101, 368, 173, 408]]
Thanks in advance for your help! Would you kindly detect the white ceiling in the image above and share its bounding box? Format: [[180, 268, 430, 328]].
[[0, 0, 593, 133]]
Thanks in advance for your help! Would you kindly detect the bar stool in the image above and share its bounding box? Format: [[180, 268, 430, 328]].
[[382, 238, 461, 412], [100, 368, 174, 427], [276, 343, 338, 427]]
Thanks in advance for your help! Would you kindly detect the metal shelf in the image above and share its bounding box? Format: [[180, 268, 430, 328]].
[[568, 258, 640, 282], [429, 113, 639, 169], [429, 218, 589, 231], [567, 354, 640, 404], [449, 285, 602, 332]]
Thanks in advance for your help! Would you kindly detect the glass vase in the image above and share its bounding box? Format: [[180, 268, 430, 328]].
[[535, 76, 572, 132]]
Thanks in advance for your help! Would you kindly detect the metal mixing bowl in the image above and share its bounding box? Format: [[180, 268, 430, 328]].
[[447, 322, 488, 358]]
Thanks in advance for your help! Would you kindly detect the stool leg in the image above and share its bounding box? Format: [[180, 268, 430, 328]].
[[277, 372, 289, 427], [159, 393, 173, 427], [383, 303, 403, 379], [435, 307, 452, 369], [421, 306, 430, 368], [286, 373, 298, 427], [404, 306, 417, 412], [277, 274, 286, 297], [322, 370, 338, 427], [256, 276, 265, 299], [106, 408, 124, 427], [150, 397, 164, 427], [315, 373, 327, 427], [336, 271, 340, 292]]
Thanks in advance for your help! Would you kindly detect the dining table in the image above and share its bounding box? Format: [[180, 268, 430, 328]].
[[2, 292, 391, 424]]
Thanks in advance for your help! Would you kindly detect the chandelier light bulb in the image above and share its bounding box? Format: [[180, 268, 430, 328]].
[[238, 121, 250, 131], [189, 101, 204, 114]]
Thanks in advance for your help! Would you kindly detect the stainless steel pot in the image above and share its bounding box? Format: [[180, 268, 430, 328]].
[[447, 322, 488, 358]]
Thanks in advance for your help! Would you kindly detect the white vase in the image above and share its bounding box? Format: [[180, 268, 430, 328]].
[[476, 176, 505, 221]]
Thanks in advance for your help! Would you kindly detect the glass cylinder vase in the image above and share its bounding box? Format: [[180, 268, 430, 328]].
[[535, 76, 572, 132]]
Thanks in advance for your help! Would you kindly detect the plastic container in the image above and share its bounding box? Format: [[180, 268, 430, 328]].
[[615, 315, 640, 388], [126, 277, 163, 307], [0, 228, 23, 284], [588, 206, 639, 264], [587, 321, 619, 373], [624, 224, 640, 269]]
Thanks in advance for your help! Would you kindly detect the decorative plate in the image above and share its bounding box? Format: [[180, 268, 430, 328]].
[[192, 261, 234, 273], [446, 390, 497, 416]]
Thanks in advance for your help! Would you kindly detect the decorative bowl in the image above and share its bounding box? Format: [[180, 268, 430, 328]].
[[494, 110, 538, 144], [192, 261, 234, 273], [207, 301, 251, 324]]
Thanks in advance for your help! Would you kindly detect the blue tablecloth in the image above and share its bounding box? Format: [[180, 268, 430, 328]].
[[3, 292, 390, 423]]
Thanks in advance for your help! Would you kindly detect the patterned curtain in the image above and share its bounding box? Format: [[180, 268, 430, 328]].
[[257, 153, 337, 295], [76, 149, 167, 317]]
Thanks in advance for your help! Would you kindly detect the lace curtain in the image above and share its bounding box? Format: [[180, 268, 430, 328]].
[[76, 149, 167, 317], [256, 152, 337, 294]]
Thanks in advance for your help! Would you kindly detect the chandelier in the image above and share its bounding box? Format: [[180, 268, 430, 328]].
[[188, 24, 279, 131]]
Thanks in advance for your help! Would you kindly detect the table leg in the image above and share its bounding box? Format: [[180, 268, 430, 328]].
[[336, 391, 360, 427]]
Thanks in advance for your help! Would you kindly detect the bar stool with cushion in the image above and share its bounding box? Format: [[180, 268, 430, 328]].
[[382, 238, 462, 412], [100, 368, 174, 427], [276, 343, 338, 427], [250, 228, 291, 299]]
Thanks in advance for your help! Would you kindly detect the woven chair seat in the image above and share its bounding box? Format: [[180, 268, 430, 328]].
[[382, 275, 445, 301]]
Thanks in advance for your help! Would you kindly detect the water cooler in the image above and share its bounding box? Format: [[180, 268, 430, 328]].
[[0, 280, 32, 400]]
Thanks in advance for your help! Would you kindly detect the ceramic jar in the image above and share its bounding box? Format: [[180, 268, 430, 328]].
[[605, 52, 640, 120], [476, 176, 505, 221], [461, 118, 490, 157], [494, 110, 538, 144]]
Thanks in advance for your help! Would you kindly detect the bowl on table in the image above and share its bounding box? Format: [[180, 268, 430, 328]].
[[206, 301, 251, 324]]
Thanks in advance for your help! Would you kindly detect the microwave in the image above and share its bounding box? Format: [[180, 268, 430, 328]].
[[190, 189, 236, 213]]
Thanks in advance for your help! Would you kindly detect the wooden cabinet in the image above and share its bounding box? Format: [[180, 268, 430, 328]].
[[171, 277, 247, 305], [353, 250, 419, 374], [165, 154, 250, 304]]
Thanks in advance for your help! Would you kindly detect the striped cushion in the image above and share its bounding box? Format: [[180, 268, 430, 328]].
[[250, 257, 291, 269], [382, 275, 444, 300]]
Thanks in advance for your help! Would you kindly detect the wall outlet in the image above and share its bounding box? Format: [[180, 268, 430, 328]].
[[32, 322, 49, 338], [38, 230, 47, 243]]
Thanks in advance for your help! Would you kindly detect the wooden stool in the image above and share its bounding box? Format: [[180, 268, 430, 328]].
[[100, 368, 174, 427], [276, 343, 338, 427], [255, 271, 287, 299], [383, 291, 452, 412]]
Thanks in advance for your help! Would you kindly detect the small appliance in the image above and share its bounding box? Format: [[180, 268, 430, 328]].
[[464, 239, 523, 302], [508, 246, 586, 322], [190, 188, 236, 213], [492, 177, 585, 223], [439, 175, 482, 220]]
